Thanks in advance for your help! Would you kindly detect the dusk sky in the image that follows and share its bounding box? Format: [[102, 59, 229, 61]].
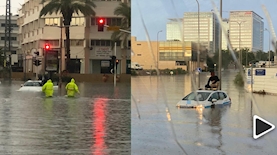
[[2, 0, 277, 51], [132, 0, 277, 51]]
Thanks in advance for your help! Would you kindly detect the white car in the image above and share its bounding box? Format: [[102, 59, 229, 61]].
[[17, 80, 59, 92], [176, 90, 231, 108]]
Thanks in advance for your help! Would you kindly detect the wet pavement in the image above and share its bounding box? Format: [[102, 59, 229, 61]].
[[131, 70, 277, 155], [0, 81, 131, 154]]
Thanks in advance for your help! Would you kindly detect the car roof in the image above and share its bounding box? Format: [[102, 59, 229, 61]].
[[195, 90, 228, 93], [26, 80, 42, 82]]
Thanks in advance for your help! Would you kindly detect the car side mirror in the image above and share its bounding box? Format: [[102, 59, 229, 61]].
[[212, 98, 217, 103], [21, 84, 23, 87]]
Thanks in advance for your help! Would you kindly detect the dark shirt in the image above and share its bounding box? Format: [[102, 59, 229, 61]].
[[207, 76, 220, 85]]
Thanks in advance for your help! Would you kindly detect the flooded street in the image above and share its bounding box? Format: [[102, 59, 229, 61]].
[[0, 81, 131, 154], [131, 70, 277, 155]]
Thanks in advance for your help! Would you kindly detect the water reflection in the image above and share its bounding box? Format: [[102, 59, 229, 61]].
[[132, 71, 277, 154], [0, 81, 130, 154]]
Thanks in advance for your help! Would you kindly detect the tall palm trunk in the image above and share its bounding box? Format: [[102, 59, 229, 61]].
[[63, 18, 71, 71]]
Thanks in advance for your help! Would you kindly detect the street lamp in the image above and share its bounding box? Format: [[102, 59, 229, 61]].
[[230, 20, 246, 65], [195, 0, 200, 89], [157, 30, 162, 74], [214, 63, 217, 73], [264, 28, 271, 67], [218, 0, 222, 90]]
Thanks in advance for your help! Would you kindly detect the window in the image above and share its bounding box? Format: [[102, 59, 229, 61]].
[[71, 17, 84, 26], [45, 18, 60, 26], [1, 37, 17, 41], [208, 92, 219, 101], [91, 40, 113, 47], [70, 40, 84, 46], [183, 92, 211, 101], [219, 92, 226, 100]]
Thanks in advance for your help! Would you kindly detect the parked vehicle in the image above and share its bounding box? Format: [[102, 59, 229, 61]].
[[176, 90, 231, 108], [17, 80, 58, 92], [131, 62, 143, 70]]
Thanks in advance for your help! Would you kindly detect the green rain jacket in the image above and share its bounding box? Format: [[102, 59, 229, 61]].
[[42, 79, 54, 97], [65, 79, 80, 97]]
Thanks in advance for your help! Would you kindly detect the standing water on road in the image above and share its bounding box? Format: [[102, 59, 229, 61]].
[[0, 81, 131, 154], [131, 71, 277, 155]]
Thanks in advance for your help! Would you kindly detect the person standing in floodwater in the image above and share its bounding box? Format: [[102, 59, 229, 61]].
[[65, 78, 80, 97], [42, 79, 54, 97]]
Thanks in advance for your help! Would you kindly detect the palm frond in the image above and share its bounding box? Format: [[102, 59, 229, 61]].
[[39, 1, 61, 17]]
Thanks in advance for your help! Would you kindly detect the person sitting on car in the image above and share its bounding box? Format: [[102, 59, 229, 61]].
[[205, 71, 220, 89]]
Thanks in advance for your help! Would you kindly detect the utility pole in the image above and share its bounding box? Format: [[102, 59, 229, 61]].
[[4, 0, 12, 81], [218, 0, 222, 90], [195, 0, 200, 89]]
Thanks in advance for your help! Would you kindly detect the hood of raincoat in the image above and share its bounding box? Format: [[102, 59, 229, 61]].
[[71, 79, 75, 83], [47, 79, 52, 83]]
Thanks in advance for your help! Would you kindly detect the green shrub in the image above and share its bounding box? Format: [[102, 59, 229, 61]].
[[234, 72, 244, 86]]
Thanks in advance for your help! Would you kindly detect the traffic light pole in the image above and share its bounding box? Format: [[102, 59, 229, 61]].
[[114, 42, 117, 87]]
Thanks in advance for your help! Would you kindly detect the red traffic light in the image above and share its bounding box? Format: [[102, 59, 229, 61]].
[[45, 44, 50, 50], [99, 19, 104, 24]]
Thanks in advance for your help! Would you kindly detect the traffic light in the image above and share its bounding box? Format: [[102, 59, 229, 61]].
[[44, 43, 50, 51], [34, 51, 39, 56], [98, 18, 104, 32], [116, 59, 119, 69], [110, 56, 116, 73], [33, 60, 42, 66]]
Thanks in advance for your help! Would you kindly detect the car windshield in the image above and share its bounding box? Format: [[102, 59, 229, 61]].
[[182, 92, 211, 101], [24, 82, 41, 86]]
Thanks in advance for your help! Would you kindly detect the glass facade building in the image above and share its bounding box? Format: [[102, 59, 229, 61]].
[[183, 12, 219, 54], [166, 18, 183, 41], [229, 11, 263, 52]]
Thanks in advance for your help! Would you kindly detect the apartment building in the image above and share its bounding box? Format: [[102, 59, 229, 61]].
[[229, 11, 263, 52], [0, 15, 19, 67], [17, 0, 130, 74]]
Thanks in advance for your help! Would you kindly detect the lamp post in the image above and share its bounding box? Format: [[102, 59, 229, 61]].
[[157, 30, 162, 74], [195, 0, 200, 89], [218, 0, 222, 90], [265, 28, 271, 67]]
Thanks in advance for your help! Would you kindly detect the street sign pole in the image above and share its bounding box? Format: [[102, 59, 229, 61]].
[[114, 42, 117, 87]]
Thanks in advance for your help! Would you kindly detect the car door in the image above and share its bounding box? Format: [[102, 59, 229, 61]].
[[219, 92, 230, 104], [208, 92, 221, 105]]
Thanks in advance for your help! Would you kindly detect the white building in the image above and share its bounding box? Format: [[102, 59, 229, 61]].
[[221, 18, 229, 51], [166, 18, 183, 41], [183, 12, 219, 54], [229, 11, 264, 52], [0, 15, 19, 66], [17, 0, 130, 75]]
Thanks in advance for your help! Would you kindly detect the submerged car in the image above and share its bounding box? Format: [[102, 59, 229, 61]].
[[17, 80, 59, 92], [176, 90, 231, 108]]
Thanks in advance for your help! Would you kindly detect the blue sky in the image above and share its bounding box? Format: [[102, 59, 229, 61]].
[[132, 0, 277, 51]]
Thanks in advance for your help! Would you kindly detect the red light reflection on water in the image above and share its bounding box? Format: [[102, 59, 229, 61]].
[[91, 98, 107, 155]]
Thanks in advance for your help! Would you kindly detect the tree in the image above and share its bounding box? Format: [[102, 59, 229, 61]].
[[39, 0, 96, 71], [110, 2, 130, 74], [111, 2, 131, 49]]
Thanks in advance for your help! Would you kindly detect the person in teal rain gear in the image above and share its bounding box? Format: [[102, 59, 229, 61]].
[[65, 78, 80, 97], [42, 79, 54, 97]]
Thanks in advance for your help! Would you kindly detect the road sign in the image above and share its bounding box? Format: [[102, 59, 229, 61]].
[[107, 26, 120, 31], [253, 115, 275, 139]]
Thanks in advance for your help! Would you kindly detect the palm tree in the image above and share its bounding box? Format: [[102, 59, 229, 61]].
[[111, 2, 130, 74], [39, 0, 96, 71], [111, 2, 131, 48]]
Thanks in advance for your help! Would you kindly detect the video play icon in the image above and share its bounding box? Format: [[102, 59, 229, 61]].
[[253, 115, 275, 139]]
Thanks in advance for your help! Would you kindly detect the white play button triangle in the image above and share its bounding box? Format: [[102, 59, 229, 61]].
[[253, 115, 275, 139]]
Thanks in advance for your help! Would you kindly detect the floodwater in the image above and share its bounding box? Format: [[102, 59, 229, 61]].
[[0, 81, 131, 154], [131, 70, 277, 155]]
